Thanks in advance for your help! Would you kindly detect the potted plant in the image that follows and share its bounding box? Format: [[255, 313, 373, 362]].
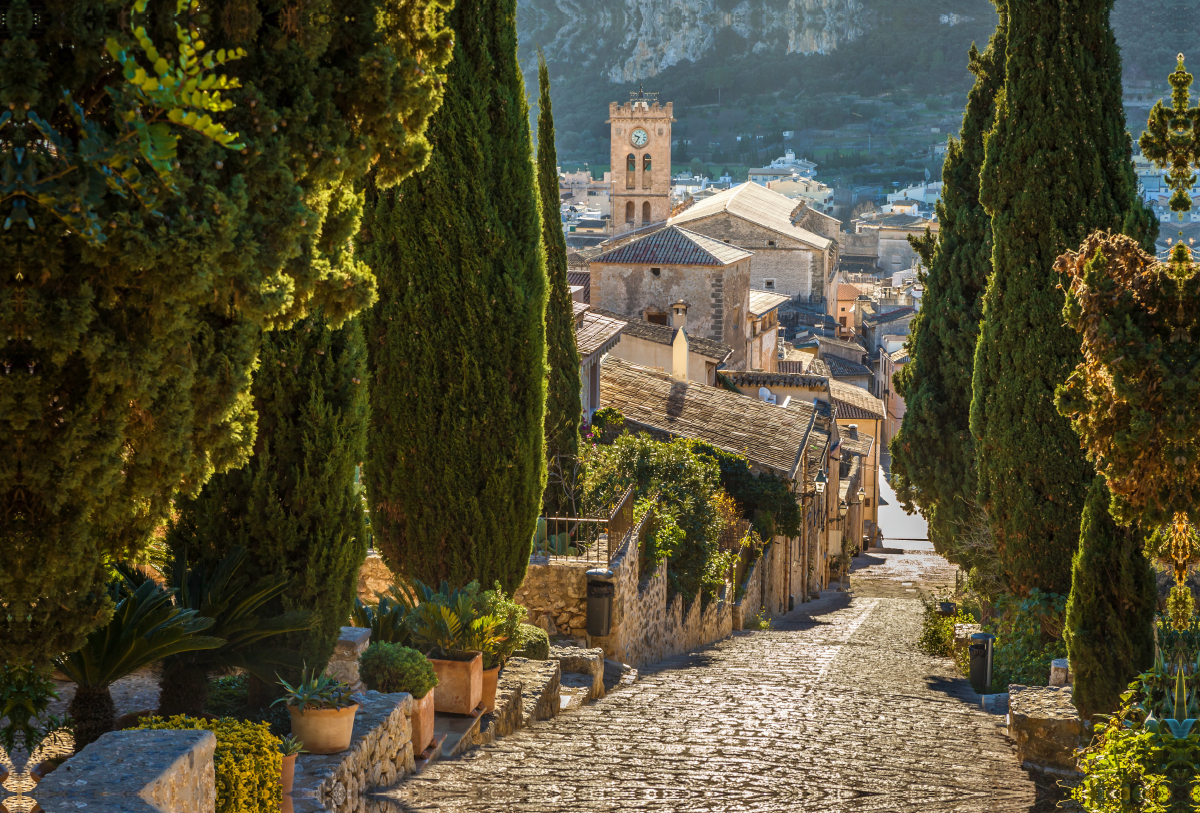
[[271, 668, 358, 754], [279, 734, 303, 795], [478, 584, 527, 713], [405, 580, 500, 714], [359, 642, 439, 753]]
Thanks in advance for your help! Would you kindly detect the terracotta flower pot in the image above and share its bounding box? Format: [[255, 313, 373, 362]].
[[280, 753, 297, 795], [428, 652, 482, 714], [286, 703, 359, 755], [410, 690, 435, 754], [481, 665, 501, 714]]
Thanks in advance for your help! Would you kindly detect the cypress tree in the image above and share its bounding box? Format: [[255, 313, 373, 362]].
[[1064, 476, 1156, 721], [537, 52, 583, 512], [165, 313, 369, 685], [969, 0, 1155, 595], [360, 0, 548, 593], [891, 18, 1006, 560], [0, 0, 453, 668]]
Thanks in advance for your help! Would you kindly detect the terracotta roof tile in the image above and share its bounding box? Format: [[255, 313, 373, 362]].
[[829, 379, 885, 419], [600, 358, 814, 476], [748, 289, 792, 317], [567, 271, 591, 303], [668, 183, 833, 250], [595, 225, 751, 267], [591, 308, 732, 361], [576, 310, 626, 360]]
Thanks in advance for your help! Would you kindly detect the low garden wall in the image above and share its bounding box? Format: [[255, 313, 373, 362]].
[[590, 528, 732, 668], [512, 559, 591, 637]]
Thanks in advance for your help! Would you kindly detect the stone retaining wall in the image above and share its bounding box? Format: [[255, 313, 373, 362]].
[[35, 729, 216, 813], [512, 559, 591, 637], [357, 553, 394, 602], [732, 552, 764, 630], [590, 528, 732, 668], [292, 691, 415, 813]]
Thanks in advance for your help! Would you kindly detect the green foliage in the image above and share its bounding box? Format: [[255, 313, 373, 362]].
[[360, 0, 547, 596], [3, 0, 455, 669], [743, 607, 773, 631], [917, 598, 976, 659], [166, 314, 371, 693], [403, 579, 504, 660], [57, 580, 224, 749], [138, 547, 314, 718], [512, 624, 551, 660], [686, 440, 800, 539], [272, 666, 355, 712], [1073, 654, 1200, 812], [592, 407, 625, 435], [984, 590, 1069, 689], [580, 433, 726, 603], [279, 734, 304, 757], [479, 583, 529, 669], [0, 665, 57, 755], [537, 51, 582, 512], [352, 593, 411, 646], [203, 674, 290, 738], [136, 715, 281, 813], [1065, 476, 1158, 721], [970, 0, 1155, 596], [359, 643, 438, 699], [889, 20, 1005, 561]]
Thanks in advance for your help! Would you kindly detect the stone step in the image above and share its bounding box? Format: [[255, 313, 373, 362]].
[[434, 705, 487, 758], [413, 732, 447, 773]]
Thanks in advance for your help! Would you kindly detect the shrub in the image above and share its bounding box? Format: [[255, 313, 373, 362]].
[[136, 716, 281, 813], [512, 624, 550, 660], [479, 585, 529, 670], [985, 590, 1068, 688], [917, 597, 975, 659], [744, 607, 772, 631], [359, 644, 438, 699]]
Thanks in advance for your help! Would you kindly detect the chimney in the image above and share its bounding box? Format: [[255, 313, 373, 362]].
[[671, 305, 689, 383], [847, 424, 859, 439], [670, 300, 688, 333]]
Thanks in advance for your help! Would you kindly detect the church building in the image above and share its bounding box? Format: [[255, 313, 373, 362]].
[[609, 88, 674, 235]]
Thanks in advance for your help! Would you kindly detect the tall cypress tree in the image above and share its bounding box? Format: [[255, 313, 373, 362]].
[[1064, 476, 1156, 721], [165, 314, 370, 682], [891, 17, 1006, 560], [537, 52, 583, 512], [360, 0, 548, 593], [969, 0, 1155, 595]]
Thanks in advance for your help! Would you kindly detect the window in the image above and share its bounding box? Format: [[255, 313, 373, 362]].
[[650, 267, 661, 277], [764, 279, 776, 291], [647, 312, 668, 325], [625, 201, 635, 223], [627, 153, 636, 189], [839, 316, 847, 327], [723, 239, 731, 244], [768, 240, 776, 247], [642, 154, 652, 188], [642, 201, 651, 223], [865, 498, 872, 508]]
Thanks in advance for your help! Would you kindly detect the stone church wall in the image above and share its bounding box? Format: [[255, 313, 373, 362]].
[[679, 212, 820, 299]]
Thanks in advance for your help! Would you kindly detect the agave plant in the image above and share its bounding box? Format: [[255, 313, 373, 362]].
[[271, 666, 356, 712], [350, 592, 410, 645], [139, 546, 315, 718], [55, 580, 224, 749]]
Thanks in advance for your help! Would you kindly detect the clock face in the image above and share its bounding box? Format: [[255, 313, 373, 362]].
[[631, 128, 649, 148]]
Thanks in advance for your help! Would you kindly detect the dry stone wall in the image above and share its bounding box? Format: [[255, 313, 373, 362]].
[[35, 729, 216, 813], [357, 553, 394, 602], [590, 530, 732, 668], [512, 559, 591, 637]]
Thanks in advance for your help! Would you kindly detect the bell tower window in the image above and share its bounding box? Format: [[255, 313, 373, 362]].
[[642, 201, 651, 224], [642, 154, 652, 188], [625, 201, 635, 223], [626, 153, 636, 189]]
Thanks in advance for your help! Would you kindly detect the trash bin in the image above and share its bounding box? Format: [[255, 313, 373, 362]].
[[969, 632, 995, 693], [585, 568, 615, 637]]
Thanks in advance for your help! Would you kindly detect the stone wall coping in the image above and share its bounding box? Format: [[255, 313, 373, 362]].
[[36, 729, 216, 813]]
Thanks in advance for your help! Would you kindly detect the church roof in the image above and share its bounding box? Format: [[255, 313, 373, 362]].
[[668, 182, 833, 251], [594, 225, 752, 267]]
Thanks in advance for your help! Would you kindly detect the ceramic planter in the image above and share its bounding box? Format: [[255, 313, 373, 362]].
[[287, 703, 359, 754], [481, 665, 501, 714], [281, 753, 297, 795], [428, 652, 482, 714], [410, 690, 436, 754]]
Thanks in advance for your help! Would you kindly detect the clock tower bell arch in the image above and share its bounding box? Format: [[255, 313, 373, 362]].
[[609, 88, 674, 236]]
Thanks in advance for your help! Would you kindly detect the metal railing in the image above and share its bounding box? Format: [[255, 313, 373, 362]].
[[531, 486, 636, 565]]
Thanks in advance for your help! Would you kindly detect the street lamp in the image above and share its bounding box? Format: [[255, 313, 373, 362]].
[[814, 471, 827, 494]]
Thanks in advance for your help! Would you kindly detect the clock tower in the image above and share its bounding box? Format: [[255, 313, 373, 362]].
[[609, 87, 674, 236]]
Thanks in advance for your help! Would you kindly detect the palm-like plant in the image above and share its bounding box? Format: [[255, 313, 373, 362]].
[[56, 580, 223, 749], [148, 547, 315, 718], [350, 592, 410, 645], [402, 580, 504, 660]]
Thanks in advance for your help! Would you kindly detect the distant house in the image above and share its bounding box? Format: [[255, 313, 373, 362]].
[[851, 211, 940, 273], [879, 346, 909, 446], [590, 225, 755, 369], [599, 356, 841, 596], [747, 289, 791, 371], [667, 182, 836, 301], [593, 304, 732, 386], [861, 307, 916, 353], [821, 353, 872, 391], [573, 302, 626, 421], [828, 379, 884, 539]]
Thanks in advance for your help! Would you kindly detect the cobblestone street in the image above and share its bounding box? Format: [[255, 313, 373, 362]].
[[382, 552, 1054, 812]]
